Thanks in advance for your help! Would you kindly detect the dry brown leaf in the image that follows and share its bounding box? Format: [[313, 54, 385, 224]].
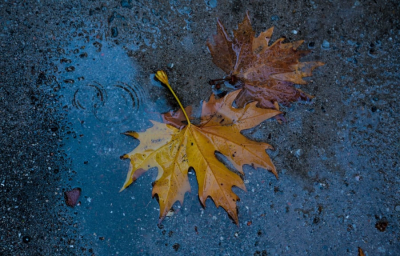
[[207, 11, 324, 109]]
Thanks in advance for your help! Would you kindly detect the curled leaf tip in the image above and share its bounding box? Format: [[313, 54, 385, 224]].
[[123, 131, 139, 138], [120, 154, 129, 159]]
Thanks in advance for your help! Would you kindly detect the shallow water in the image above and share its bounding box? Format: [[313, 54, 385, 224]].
[[53, 38, 173, 254], [41, 2, 400, 255]]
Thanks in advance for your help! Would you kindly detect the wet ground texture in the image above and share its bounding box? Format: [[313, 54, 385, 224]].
[[1, 0, 399, 255]]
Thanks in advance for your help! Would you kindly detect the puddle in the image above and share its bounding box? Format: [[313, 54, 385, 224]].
[[52, 38, 172, 253]]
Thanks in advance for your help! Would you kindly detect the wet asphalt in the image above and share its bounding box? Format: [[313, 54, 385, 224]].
[[1, 0, 399, 255]]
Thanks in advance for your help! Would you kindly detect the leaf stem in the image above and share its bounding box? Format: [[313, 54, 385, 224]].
[[156, 70, 191, 127]]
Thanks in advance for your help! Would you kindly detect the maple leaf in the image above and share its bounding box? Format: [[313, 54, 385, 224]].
[[120, 71, 280, 224], [207, 11, 324, 109]]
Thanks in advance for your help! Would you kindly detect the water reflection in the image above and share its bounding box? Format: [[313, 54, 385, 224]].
[[53, 39, 167, 254]]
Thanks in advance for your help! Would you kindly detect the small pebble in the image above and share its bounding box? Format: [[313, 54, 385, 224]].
[[205, 0, 217, 8], [395, 205, 400, 212], [111, 27, 118, 38], [22, 236, 31, 243], [64, 188, 81, 207], [347, 57, 357, 64], [142, 17, 149, 24], [294, 149, 302, 157], [65, 66, 75, 72], [368, 48, 378, 58], [172, 243, 180, 251], [321, 40, 330, 49], [121, 0, 132, 9], [60, 58, 71, 64], [63, 79, 74, 84], [271, 15, 279, 21]]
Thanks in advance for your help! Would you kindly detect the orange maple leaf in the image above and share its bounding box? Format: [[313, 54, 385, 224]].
[[207, 12, 324, 109], [120, 71, 280, 224]]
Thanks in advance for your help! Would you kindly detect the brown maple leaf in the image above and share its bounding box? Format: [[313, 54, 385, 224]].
[[120, 71, 280, 224], [207, 11, 324, 109]]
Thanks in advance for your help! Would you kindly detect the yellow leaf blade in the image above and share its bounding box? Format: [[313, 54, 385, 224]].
[[120, 121, 178, 191], [121, 122, 191, 220], [188, 126, 246, 223], [198, 125, 277, 177], [152, 128, 190, 221]]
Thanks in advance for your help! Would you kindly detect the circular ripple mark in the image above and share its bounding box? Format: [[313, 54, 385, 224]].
[[72, 82, 106, 110], [73, 81, 147, 124]]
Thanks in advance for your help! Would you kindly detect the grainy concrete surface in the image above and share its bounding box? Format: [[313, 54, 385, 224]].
[[1, 0, 399, 255]]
